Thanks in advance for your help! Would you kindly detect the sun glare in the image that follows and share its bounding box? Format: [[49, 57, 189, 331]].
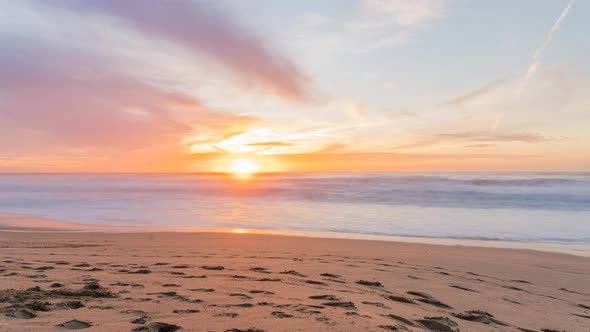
[[229, 158, 259, 174]]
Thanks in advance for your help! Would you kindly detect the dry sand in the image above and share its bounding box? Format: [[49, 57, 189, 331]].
[[0, 231, 589, 332]]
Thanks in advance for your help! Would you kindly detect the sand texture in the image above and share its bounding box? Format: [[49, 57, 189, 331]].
[[0, 232, 589, 332]]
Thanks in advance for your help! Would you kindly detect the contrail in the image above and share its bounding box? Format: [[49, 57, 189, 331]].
[[516, 0, 574, 96]]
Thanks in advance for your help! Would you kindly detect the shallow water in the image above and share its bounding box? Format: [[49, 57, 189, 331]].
[[0, 172, 589, 250]]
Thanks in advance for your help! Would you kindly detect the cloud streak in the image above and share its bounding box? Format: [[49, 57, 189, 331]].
[[0, 40, 261, 155], [246, 142, 293, 147], [443, 77, 510, 107], [30, 0, 309, 100], [362, 0, 448, 27], [0, 54, 190, 148], [437, 131, 547, 143], [516, 0, 574, 96]]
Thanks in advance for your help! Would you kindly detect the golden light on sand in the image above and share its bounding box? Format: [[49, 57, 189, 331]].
[[229, 158, 259, 174], [230, 228, 249, 234]]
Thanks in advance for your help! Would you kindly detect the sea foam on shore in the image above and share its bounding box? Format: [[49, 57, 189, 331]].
[[0, 173, 588, 250]]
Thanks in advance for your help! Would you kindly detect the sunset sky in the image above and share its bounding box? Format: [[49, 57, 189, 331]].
[[1, 0, 588, 172]]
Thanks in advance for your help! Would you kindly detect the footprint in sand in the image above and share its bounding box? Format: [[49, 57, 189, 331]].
[[190, 288, 215, 292], [279, 270, 307, 277], [200, 265, 224, 270], [173, 309, 200, 314], [322, 301, 356, 309], [230, 293, 253, 299], [226, 303, 255, 308], [306, 280, 328, 286], [320, 273, 341, 278], [572, 313, 590, 319], [384, 295, 415, 304], [355, 280, 383, 287], [5, 310, 37, 319], [256, 278, 280, 282], [216, 312, 239, 318], [249, 290, 274, 295], [450, 285, 479, 293], [181, 275, 206, 279], [250, 267, 271, 274], [122, 269, 151, 274], [309, 294, 339, 301], [56, 319, 92, 329], [510, 279, 532, 284], [381, 314, 415, 326], [172, 265, 190, 269], [131, 316, 150, 324], [407, 291, 453, 309], [58, 300, 85, 309], [132, 322, 181, 332], [271, 311, 294, 318], [416, 317, 459, 332], [378, 325, 404, 331], [362, 301, 390, 309], [452, 310, 508, 326]]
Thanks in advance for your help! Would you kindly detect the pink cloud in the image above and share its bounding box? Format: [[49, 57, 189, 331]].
[[43, 0, 309, 100], [0, 45, 262, 153], [1, 64, 188, 147]]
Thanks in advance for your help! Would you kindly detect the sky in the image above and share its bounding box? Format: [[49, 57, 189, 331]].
[[0, 0, 589, 172]]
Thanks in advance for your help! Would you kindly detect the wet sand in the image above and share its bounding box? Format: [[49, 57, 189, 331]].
[[0, 231, 589, 332]]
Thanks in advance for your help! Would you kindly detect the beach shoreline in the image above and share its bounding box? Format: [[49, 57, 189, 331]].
[[1, 212, 589, 258]]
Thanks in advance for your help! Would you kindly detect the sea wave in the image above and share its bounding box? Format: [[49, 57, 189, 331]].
[[1, 173, 589, 211], [0, 173, 589, 247]]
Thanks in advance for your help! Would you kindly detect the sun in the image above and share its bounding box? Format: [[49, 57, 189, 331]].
[[229, 158, 260, 174]]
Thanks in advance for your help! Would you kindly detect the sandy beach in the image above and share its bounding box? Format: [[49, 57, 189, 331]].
[[2, 0, 589, 330], [1, 230, 589, 332]]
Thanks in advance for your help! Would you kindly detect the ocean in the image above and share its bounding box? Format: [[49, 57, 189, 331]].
[[1, 173, 589, 253]]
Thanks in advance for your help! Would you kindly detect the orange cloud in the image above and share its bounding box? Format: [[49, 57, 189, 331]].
[[465, 144, 496, 148], [272, 151, 541, 172], [437, 131, 548, 143], [246, 142, 293, 147]]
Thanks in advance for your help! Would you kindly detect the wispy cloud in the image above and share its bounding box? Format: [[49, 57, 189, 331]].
[[443, 77, 510, 107], [275, 151, 538, 172], [246, 141, 293, 147], [29, 0, 309, 100], [0, 47, 189, 148], [362, 0, 448, 27], [312, 0, 451, 54], [465, 144, 496, 148], [313, 143, 349, 154], [0, 38, 261, 155], [437, 131, 548, 143], [0, 0, 309, 167], [516, 0, 575, 96]]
